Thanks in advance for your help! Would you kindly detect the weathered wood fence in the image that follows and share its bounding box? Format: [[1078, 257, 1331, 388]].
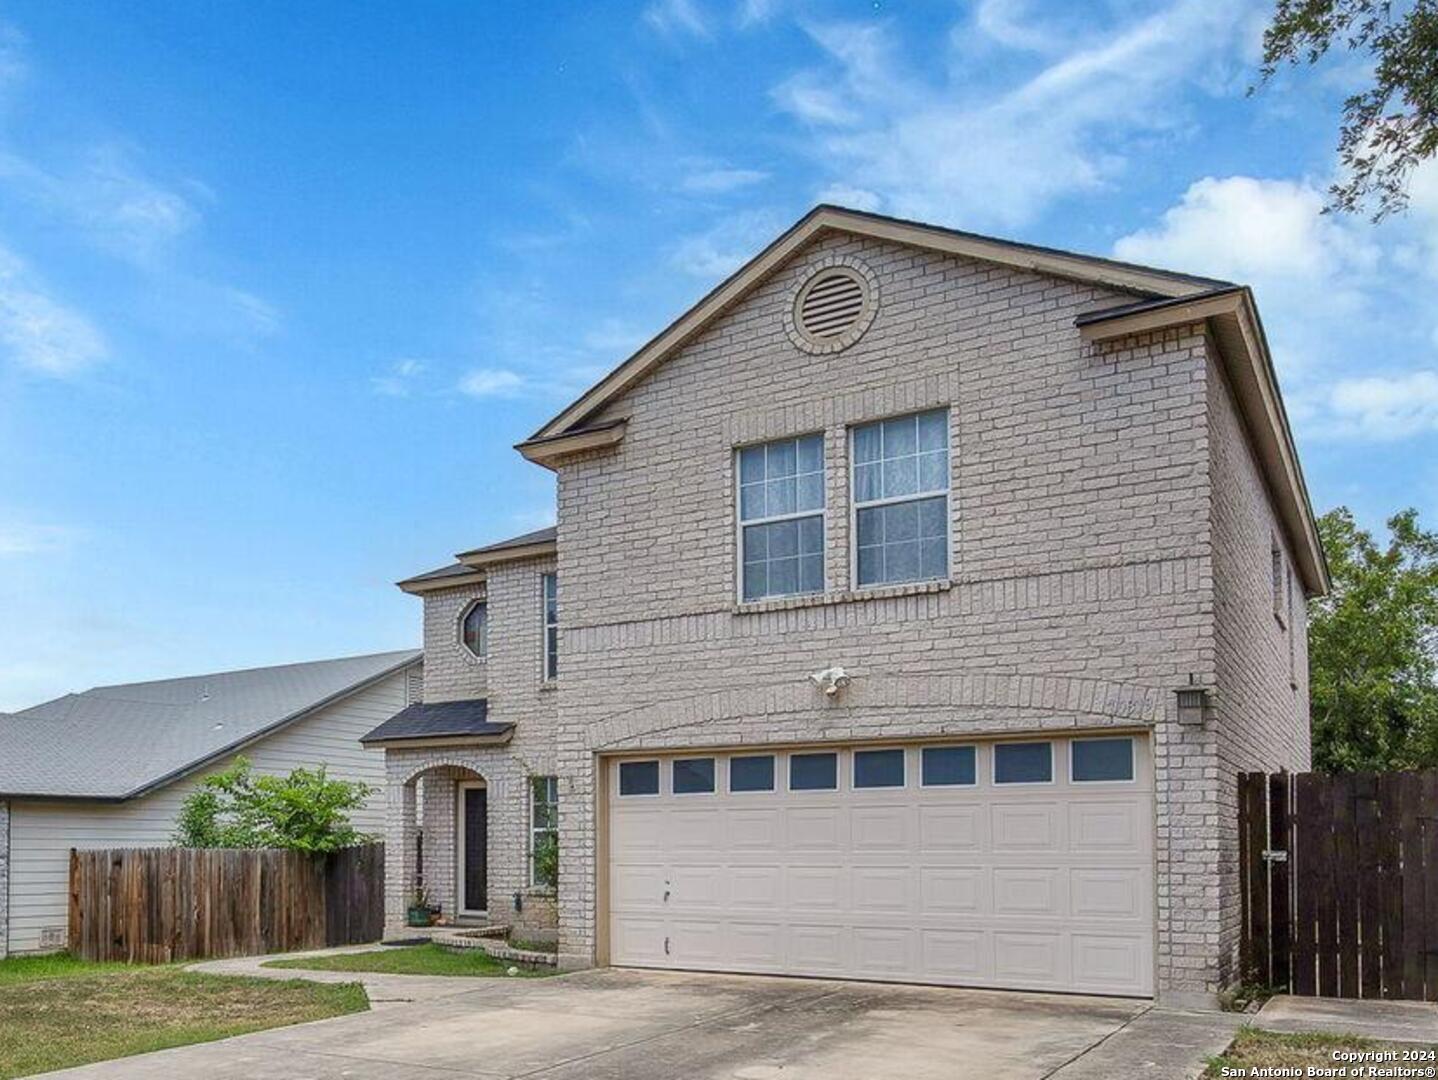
[[69, 842, 385, 962], [1239, 769, 1438, 1001]]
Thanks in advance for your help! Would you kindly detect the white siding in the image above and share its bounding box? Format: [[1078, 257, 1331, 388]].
[[4, 669, 407, 954]]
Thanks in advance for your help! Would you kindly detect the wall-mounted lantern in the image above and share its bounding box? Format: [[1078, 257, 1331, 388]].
[[1175, 686, 1210, 726]]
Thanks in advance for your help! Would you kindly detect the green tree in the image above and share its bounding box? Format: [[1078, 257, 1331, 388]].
[[174, 757, 376, 852], [1255, 0, 1438, 219], [1310, 507, 1438, 770]]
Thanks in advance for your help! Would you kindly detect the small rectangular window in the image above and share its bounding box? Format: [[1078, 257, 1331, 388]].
[[529, 776, 558, 887], [852, 409, 950, 587], [921, 746, 976, 786], [542, 573, 559, 679], [1071, 738, 1134, 782], [994, 742, 1052, 784], [739, 434, 825, 601], [672, 757, 715, 795], [854, 748, 905, 788], [729, 755, 775, 793], [618, 760, 659, 796], [789, 752, 838, 791]]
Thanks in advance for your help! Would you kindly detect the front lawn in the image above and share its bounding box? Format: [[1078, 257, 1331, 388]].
[[1204, 1028, 1432, 1077], [264, 942, 551, 977], [0, 953, 367, 1079]]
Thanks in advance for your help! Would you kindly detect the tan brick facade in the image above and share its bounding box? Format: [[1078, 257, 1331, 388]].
[[381, 225, 1315, 1000]]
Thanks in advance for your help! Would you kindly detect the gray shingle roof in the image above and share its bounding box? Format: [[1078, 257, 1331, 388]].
[[359, 698, 510, 744], [459, 525, 557, 557], [0, 650, 420, 800]]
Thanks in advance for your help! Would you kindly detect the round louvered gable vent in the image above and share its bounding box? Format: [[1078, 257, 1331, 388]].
[[799, 272, 865, 340], [787, 262, 877, 354]]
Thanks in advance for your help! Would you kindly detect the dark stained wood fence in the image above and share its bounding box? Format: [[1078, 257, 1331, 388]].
[[69, 843, 384, 962], [1240, 769, 1438, 1000]]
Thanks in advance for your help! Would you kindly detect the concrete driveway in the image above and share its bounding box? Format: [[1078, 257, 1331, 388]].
[[38, 967, 1226, 1080]]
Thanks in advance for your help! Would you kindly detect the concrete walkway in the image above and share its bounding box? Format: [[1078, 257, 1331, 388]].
[[190, 944, 502, 1009], [1256, 995, 1438, 1043]]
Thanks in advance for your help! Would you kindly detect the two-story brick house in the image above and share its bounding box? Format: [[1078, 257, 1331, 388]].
[[362, 206, 1327, 1004]]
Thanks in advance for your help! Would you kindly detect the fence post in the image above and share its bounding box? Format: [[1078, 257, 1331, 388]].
[[1269, 772, 1291, 991]]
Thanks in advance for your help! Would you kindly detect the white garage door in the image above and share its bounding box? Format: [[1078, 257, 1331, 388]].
[[606, 735, 1154, 996]]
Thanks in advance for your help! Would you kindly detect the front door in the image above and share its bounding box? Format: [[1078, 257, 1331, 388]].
[[460, 784, 488, 913]]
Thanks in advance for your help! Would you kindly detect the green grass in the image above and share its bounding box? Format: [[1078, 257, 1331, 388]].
[[263, 942, 552, 978], [1204, 1028, 1432, 1077], [0, 954, 367, 1079]]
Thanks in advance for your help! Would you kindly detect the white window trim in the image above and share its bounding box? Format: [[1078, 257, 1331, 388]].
[[918, 744, 979, 788], [528, 776, 558, 888], [992, 740, 1055, 786], [671, 756, 717, 797], [848, 410, 953, 591], [1068, 737, 1136, 785], [852, 746, 907, 789], [787, 750, 840, 792], [727, 754, 777, 795], [456, 598, 489, 663], [541, 572, 559, 682], [734, 435, 827, 604], [616, 759, 662, 798]]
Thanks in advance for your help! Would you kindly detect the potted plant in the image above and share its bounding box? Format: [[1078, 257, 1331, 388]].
[[407, 887, 433, 927]]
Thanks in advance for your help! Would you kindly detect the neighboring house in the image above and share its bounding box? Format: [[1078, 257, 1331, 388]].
[[365, 205, 1327, 1006], [0, 650, 419, 956]]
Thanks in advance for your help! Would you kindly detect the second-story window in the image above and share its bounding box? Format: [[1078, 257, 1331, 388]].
[[460, 600, 488, 659], [853, 409, 950, 587], [542, 572, 559, 680], [738, 434, 825, 601]]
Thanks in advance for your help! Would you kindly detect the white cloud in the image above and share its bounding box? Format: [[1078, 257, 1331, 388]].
[[680, 167, 769, 194], [1327, 373, 1438, 440], [457, 367, 527, 399], [737, 0, 780, 27], [1113, 176, 1376, 283], [582, 317, 648, 356], [0, 519, 77, 556], [0, 244, 106, 376], [816, 183, 882, 211], [671, 209, 784, 278], [972, 0, 1067, 54], [644, 0, 711, 38], [371, 358, 426, 397], [771, 0, 1255, 227]]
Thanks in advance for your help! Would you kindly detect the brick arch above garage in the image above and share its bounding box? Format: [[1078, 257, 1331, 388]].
[[585, 672, 1166, 752]]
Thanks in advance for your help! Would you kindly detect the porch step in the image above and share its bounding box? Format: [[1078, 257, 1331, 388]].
[[431, 925, 557, 967]]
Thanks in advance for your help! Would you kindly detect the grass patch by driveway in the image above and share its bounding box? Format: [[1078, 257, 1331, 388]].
[[0, 953, 366, 1079], [264, 942, 551, 978], [1204, 1028, 1431, 1076]]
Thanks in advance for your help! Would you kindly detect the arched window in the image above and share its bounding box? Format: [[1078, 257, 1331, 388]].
[[460, 601, 488, 659]]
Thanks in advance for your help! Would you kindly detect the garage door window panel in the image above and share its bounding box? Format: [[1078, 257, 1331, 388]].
[[790, 752, 838, 791], [854, 748, 905, 789], [921, 746, 977, 787], [1071, 738, 1135, 783], [729, 755, 775, 793], [619, 760, 660, 797], [994, 742, 1053, 785], [673, 757, 716, 795]]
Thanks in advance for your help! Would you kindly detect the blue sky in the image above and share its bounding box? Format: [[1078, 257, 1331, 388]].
[[0, 0, 1432, 710]]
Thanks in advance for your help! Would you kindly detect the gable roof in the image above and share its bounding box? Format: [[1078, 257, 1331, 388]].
[[522, 205, 1232, 446], [515, 204, 1326, 596], [0, 649, 421, 801], [398, 526, 559, 594]]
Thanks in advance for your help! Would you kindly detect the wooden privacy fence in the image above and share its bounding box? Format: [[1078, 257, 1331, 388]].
[[69, 842, 385, 963], [1239, 769, 1438, 1001]]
